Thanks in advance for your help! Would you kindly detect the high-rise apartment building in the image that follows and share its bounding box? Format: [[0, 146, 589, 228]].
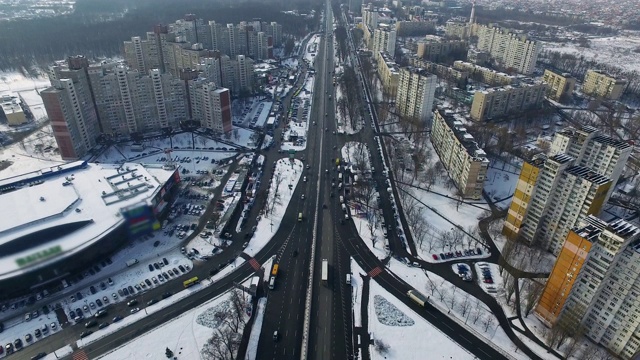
[[430, 108, 489, 200], [375, 52, 399, 97], [372, 26, 397, 58], [361, 3, 379, 30], [395, 20, 436, 37], [470, 80, 547, 121], [542, 69, 575, 101], [476, 25, 541, 74], [503, 127, 630, 255], [396, 67, 437, 122], [535, 215, 640, 359], [583, 69, 627, 100], [445, 21, 469, 40], [188, 77, 232, 134], [233, 55, 254, 95], [453, 61, 514, 86], [41, 56, 101, 160], [416, 37, 467, 62]]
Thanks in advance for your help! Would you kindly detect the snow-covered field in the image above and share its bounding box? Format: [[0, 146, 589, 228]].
[[368, 280, 474, 360], [97, 287, 251, 360], [542, 35, 640, 73]]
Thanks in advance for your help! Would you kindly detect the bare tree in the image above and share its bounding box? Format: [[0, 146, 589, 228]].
[[374, 339, 390, 354], [459, 296, 472, 319], [482, 315, 494, 332], [523, 280, 544, 317], [448, 287, 457, 309], [471, 300, 483, 325], [423, 165, 437, 191], [267, 171, 285, 216], [229, 289, 249, 333]]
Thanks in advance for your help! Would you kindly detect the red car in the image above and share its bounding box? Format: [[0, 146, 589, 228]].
[[432, 254, 438, 260], [483, 278, 494, 284]]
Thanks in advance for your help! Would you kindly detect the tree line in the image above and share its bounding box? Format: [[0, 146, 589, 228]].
[[0, 0, 322, 73]]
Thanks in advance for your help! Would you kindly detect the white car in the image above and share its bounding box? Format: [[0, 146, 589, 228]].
[[130, 308, 140, 314]]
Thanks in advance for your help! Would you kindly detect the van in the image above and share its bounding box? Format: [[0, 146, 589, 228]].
[[341, 203, 347, 212], [338, 173, 343, 180], [339, 196, 344, 203], [346, 274, 351, 284], [298, 213, 303, 222], [269, 276, 276, 290], [338, 183, 343, 190]]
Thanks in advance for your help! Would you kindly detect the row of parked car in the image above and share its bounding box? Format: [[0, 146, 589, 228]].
[[479, 263, 494, 284], [432, 248, 483, 261], [3, 322, 57, 356]]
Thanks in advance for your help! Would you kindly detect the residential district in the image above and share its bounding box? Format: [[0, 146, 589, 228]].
[[1, 0, 640, 359]]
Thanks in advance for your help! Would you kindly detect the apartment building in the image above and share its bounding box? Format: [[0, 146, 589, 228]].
[[372, 26, 397, 58], [361, 3, 379, 30], [503, 126, 631, 252], [535, 215, 640, 359], [125, 18, 279, 74], [395, 67, 437, 122], [550, 126, 631, 201], [445, 21, 469, 40], [0, 95, 26, 126], [583, 69, 627, 100], [188, 77, 232, 134], [453, 61, 514, 86], [87, 62, 187, 136], [395, 20, 435, 36], [409, 57, 468, 85], [376, 52, 399, 97], [469, 81, 547, 121], [41, 56, 102, 160], [542, 69, 575, 101], [430, 109, 489, 200], [416, 36, 467, 62], [476, 25, 542, 75]]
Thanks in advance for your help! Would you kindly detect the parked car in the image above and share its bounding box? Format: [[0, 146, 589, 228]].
[[84, 320, 97, 328], [432, 254, 438, 260], [112, 316, 123, 323], [80, 331, 93, 338], [127, 299, 138, 307]]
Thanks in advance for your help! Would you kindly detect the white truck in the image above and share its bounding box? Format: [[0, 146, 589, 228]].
[[126, 259, 139, 267]]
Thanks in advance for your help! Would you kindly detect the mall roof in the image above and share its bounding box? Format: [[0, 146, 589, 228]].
[[0, 162, 176, 280]]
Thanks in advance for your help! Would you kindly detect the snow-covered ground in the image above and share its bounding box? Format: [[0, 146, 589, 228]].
[[97, 286, 252, 360], [542, 35, 640, 73], [281, 76, 314, 152], [368, 280, 474, 360], [350, 258, 365, 328], [246, 297, 267, 360], [386, 259, 528, 360]]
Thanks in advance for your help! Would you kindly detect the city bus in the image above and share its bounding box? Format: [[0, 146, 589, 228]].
[[407, 290, 429, 307], [183, 276, 200, 288], [321, 259, 329, 285]]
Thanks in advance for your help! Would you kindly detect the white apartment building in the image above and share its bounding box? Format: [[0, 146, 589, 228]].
[[372, 26, 397, 58], [188, 77, 232, 134], [476, 25, 541, 74], [396, 67, 437, 122], [550, 126, 632, 201]]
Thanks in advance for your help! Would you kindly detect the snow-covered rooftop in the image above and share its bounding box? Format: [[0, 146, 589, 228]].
[[0, 162, 176, 280]]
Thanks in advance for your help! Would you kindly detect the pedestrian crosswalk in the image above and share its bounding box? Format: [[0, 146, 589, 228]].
[[368, 266, 382, 277], [72, 350, 88, 360], [249, 258, 261, 271]]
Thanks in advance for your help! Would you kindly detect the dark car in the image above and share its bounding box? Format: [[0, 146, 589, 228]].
[[0, 322, 3, 333], [153, 263, 160, 270], [163, 257, 169, 265], [95, 299, 103, 307], [148, 264, 154, 272], [84, 320, 97, 328], [94, 309, 107, 318], [127, 299, 138, 307], [98, 322, 109, 329], [31, 352, 48, 360], [14, 339, 22, 350], [34, 328, 41, 337], [178, 265, 186, 273], [122, 287, 129, 296], [162, 272, 169, 280], [76, 292, 83, 300], [100, 282, 107, 290], [162, 292, 173, 299], [128, 285, 135, 294], [75, 308, 83, 319], [147, 299, 158, 306], [145, 279, 152, 287], [209, 268, 219, 276], [112, 316, 123, 323], [153, 240, 161, 247], [173, 267, 179, 274], [476, 248, 483, 255], [80, 331, 93, 338]]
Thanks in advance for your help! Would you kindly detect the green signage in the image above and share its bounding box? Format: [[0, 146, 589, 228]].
[[16, 245, 63, 267]]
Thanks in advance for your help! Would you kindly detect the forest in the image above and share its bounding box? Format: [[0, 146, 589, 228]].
[[0, 0, 322, 74]]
